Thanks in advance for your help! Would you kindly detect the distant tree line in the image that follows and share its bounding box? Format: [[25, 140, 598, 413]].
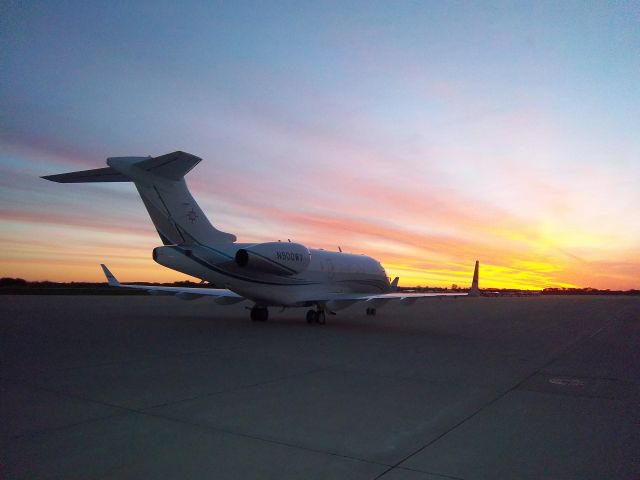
[[541, 287, 639, 296], [0, 277, 28, 286], [0, 277, 204, 295], [1, 278, 637, 296], [400, 284, 638, 296]]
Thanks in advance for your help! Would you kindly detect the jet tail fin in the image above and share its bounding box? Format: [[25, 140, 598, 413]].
[[468, 260, 480, 296], [43, 151, 236, 246], [390, 277, 399, 292]]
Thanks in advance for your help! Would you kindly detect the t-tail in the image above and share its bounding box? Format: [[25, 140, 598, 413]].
[[42, 151, 235, 246]]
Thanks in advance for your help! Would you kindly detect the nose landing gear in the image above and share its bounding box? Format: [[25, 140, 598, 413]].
[[250, 306, 269, 322], [365, 307, 377, 316]]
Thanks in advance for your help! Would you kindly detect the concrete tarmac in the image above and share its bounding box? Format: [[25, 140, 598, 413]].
[[1, 295, 638, 479]]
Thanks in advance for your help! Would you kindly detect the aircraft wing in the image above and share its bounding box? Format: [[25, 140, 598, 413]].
[[100, 264, 244, 303], [320, 260, 480, 310], [327, 292, 468, 301], [320, 291, 468, 310]]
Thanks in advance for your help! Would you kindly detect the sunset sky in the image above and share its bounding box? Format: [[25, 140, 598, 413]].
[[1, 2, 639, 289]]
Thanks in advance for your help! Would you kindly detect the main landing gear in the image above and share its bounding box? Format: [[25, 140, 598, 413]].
[[250, 306, 269, 322], [306, 308, 326, 325], [249, 305, 327, 325], [365, 307, 377, 316]]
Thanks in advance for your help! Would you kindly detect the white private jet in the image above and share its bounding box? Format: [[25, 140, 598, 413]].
[[43, 151, 479, 324]]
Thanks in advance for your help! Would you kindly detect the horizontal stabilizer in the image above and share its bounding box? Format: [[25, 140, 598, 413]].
[[133, 151, 201, 181], [42, 167, 130, 183], [43, 150, 236, 245]]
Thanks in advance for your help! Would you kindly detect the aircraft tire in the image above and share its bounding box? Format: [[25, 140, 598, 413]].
[[251, 306, 268, 322], [306, 309, 317, 324]]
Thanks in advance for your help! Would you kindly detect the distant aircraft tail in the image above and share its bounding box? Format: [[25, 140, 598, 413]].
[[468, 260, 480, 296], [42, 151, 236, 246]]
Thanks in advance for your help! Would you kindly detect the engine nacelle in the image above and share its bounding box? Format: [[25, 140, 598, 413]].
[[235, 242, 310, 275]]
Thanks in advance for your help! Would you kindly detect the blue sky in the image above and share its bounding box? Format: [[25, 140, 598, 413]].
[[1, 1, 639, 288]]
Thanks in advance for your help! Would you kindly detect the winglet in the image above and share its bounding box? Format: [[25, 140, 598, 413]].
[[468, 260, 480, 296], [390, 277, 399, 292], [100, 264, 120, 287]]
